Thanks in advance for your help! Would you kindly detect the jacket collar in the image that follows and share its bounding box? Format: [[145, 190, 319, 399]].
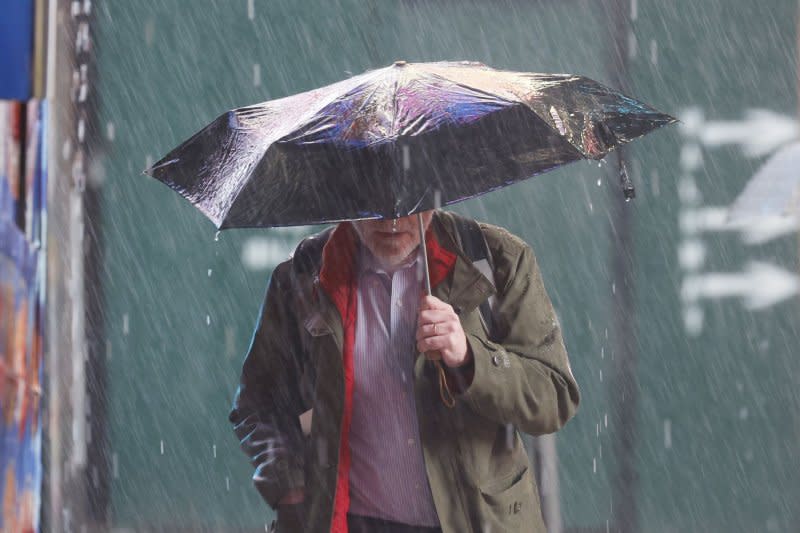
[[428, 212, 497, 316]]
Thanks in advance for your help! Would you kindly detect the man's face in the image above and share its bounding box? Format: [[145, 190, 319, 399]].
[[351, 211, 434, 268]]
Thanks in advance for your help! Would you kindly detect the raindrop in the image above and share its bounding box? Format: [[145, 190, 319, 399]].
[[596, 423, 599, 437], [206, 314, 211, 326], [599, 369, 603, 382], [604, 413, 608, 427], [160, 440, 165, 455], [106, 121, 115, 141], [112, 452, 119, 479], [601, 347, 604, 359], [247, 0, 255, 20], [625, 197, 632, 203], [214, 231, 221, 242], [630, 0, 638, 20], [739, 407, 748, 420], [627, 30, 637, 59], [592, 457, 596, 473], [212, 444, 217, 458], [122, 313, 129, 336], [611, 282, 616, 294], [207, 268, 213, 277], [597, 178, 602, 187], [549, 106, 566, 135], [226, 476, 231, 491], [664, 419, 672, 449], [650, 40, 658, 66], [253, 63, 261, 87], [144, 19, 155, 47]]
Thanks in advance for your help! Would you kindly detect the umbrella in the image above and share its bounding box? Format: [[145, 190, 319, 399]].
[[145, 60, 675, 229], [145, 60, 676, 405]]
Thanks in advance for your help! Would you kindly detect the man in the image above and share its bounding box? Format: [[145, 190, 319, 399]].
[[229, 209, 580, 533]]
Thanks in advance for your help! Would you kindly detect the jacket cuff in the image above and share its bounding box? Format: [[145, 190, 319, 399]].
[[253, 461, 305, 509], [459, 333, 514, 414], [443, 354, 475, 394]]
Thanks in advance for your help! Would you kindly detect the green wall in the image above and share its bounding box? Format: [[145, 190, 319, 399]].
[[93, 0, 799, 530]]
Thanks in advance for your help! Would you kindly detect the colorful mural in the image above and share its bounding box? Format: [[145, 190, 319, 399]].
[[0, 100, 46, 533]]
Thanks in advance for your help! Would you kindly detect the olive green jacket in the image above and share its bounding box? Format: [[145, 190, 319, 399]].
[[229, 210, 580, 533]]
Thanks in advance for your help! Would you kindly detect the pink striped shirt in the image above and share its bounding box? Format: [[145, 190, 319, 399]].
[[347, 245, 440, 526]]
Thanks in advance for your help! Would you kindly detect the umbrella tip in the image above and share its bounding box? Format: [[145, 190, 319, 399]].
[[619, 161, 636, 201]]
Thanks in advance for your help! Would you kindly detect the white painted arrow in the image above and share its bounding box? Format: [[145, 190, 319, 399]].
[[681, 261, 800, 310], [680, 206, 799, 244], [698, 109, 798, 158]]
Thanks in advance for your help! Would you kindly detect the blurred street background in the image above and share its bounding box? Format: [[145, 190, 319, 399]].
[[2, 0, 799, 531]]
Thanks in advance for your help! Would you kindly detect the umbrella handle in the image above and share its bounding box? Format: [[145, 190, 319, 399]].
[[417, 211, 456, 409]]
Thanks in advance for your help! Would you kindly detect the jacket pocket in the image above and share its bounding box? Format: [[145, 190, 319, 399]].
[[478, 464, 539, 532]]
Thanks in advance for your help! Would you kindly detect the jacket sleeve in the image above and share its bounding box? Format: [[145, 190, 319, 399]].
[[459, 242, 580, 436], [228, 264, 306, 508]]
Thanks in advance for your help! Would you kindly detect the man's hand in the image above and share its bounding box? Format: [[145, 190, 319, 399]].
[[416, 295, 471, 368]]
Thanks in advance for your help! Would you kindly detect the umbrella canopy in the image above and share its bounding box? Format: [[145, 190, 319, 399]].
[[145, 60, 676, 229]]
